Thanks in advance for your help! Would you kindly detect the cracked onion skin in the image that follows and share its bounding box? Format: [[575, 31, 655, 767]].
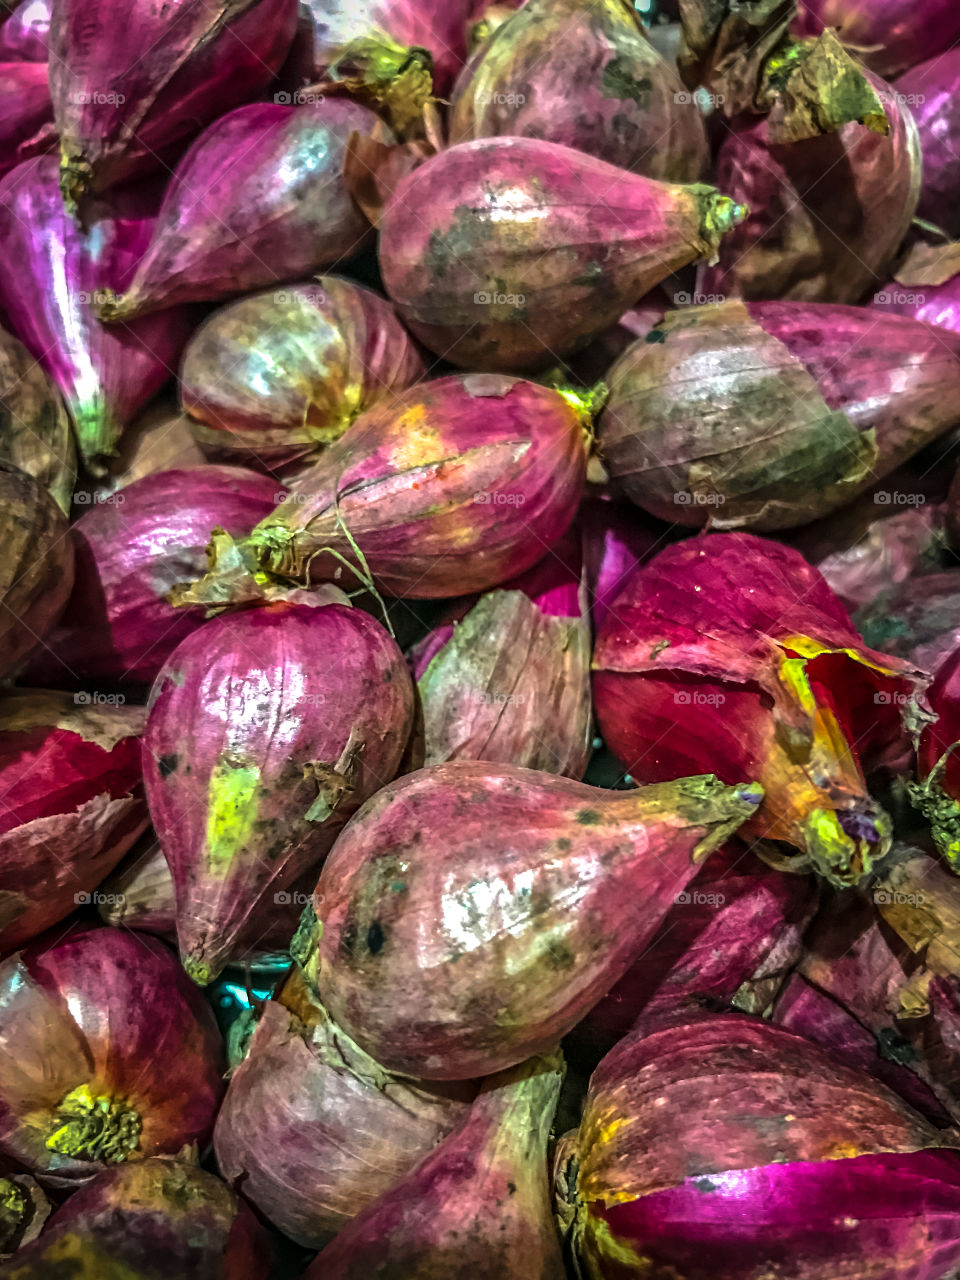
[[215, 973, 473, 1247], [0, 691, 148, 953], [0, 925, 224, 1188], [565, 1009, 960, 1280], [50, 0, 298, 208], [2, 1157, 270, 1279], [143, 600, 415, 988], [449, 0, 708, 180], [295, 761, 762, 1080], [378, 135, 746, 370], [180, 276, 425, 472], [0, 460, 72, 678], [26, 465, 278, 688], [305, 1052, 565, 1280]]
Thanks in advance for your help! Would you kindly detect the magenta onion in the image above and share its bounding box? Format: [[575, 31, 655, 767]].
[[2, 1158, 270, 1279], [98, 101, 383, 323], [295, 761, 762, 1079], [796, 0, 960, 78], [143, 599, 415, 986], [579, 497, 670, 634], [215, 975, 473, 1246], [179, 277, 425, 471], [0, 690, 147, 952], [895, 50, 960, 237], [0, 925, 224, 1186], [305, 1053, 565, 1279], [27, 466, 278, 687], [0, 62, 50, 178], [0, 0, 49, 60], [51, 0, 299, 210], [0, 156, 194, 471]]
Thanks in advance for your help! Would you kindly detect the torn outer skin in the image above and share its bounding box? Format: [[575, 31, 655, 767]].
[[912, 646, 960, 871], [593, 534, 930, 888]]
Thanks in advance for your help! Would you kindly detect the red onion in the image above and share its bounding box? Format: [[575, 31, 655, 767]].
[[449, 0, 708, 181], [26, 466, 278, 688], [912, 651, 960, 868], [294, 761, 762, 1079], [563, 1009, 960, 1280], [872, 271, 960, 337], [184, 375, 589, 602], [0, 925, 224, 1186], [305, 1053, 565, 1279], [2, 1157, 270, 1278], [51, 0, 299, 210], [0, 0, 49, 61], [143, 599, 415, 986], [98, 101, 383, 323], [700, 78, 921, 302], [0, 461, 72, 677], [97, 840, 177, 939], [598, 300, 960, 530], [0, 690, 147, 952], [579, 497, 670, 634], [378, 136, 746, 370], [593, 532, 927, 886], [0, 325, 74, 514], [895, 51, 960, 237], [214, 972, 473, 1246], [179, 277, 425, 471], [796, 0, 960, 78], [0, 62, 50, 178], [0, 157, 194, 471], [856, 570, 960, 675], [91, 395, 207, 495]]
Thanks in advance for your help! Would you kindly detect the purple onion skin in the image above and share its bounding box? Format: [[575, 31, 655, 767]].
[[0, 157, 194, 471], [796, 0, 960, 78], [449, 0, 708, 181], [50, 0, 298, 203], [143, 602, 415, 987], [100, 101, 382, 322], [0, 62, 50, 177], [0, 0, 48, 60], [872, 273, 960, 336], [580, 497, 667, 635], [895, 50, 960, 237], [855, 570, 960, 675], [0, 926, 224, 1187], [2, 1158, 271, 1279], [26, 466, 279, 687], [306, 1054, 565, 1280]]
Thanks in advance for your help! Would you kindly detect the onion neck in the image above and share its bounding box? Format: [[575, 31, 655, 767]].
[[46, 1083, 142, 1163]]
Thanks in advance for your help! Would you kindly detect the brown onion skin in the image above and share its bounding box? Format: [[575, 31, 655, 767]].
[[1, 1158, 271, 1279], [0, 324, 75, 514], [296, 762, 762, 1080], [214, 977, 474, 1247], [0, 460, 73, 678], [0, 690, 148, 953], [91, 396, 207, 496], [180, 277, 425, 471], [0, 925, 224, 1188], [449, 0, 708, 181], [305, 1053, 565, 1280]]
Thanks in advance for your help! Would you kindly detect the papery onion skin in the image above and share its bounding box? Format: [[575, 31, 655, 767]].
[[0, 0, 49, 61], [0, 461, 73, 678], [378, 135, 746, 370], [0, 925, 224, 1186], [143, 601, 415, 987], [700, 81, 921, 303], [98, 101, 383, 322], [796, 0, 960, 78], [593, 532, 925, 886], [214, 980, 473, 1246], [0, 62, 51, 179], [50, 0, 299, 207], [1, 1157, 270, 1279], [856, 570, 960, 675], [0, 325, 74, 514], [305, 1053, 565, 1279], [297, 761, 762, 1080], [449, 0, 708, 181], [0, 157, 194, 471], [598, 300, 960, 531], [238, 375, 588, 599], [0, 690, 148, 953], [26, 465, 279, 687], [579, 497, 667, 635], [91, 396, 207, 495], [180, 277, 425, 471], [895, 51, 960, 237]]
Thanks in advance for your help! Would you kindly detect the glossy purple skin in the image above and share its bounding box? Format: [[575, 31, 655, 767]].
[[0, 0, 48, 60], [896, 50, 960, 237], [0, 157, 194, 469], [50, 0, 299, 195], [143, 602, 415, 986], [580, 498, 668, 634], [0, 63, 50, 178], [874, 273, 960, 335], [104, 101, 380, 320], [796, 0, 960, 78], [589, 1150, 960, 1280], [26, 466, 279, 687]]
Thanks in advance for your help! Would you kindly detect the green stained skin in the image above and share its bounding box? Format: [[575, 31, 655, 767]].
[[45, 1083, 142, 1163], [575, 809, 603, 825], [0, 1177, 27, 1247], [601, 59, 653, 106], [205, 757, 262, 876]]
